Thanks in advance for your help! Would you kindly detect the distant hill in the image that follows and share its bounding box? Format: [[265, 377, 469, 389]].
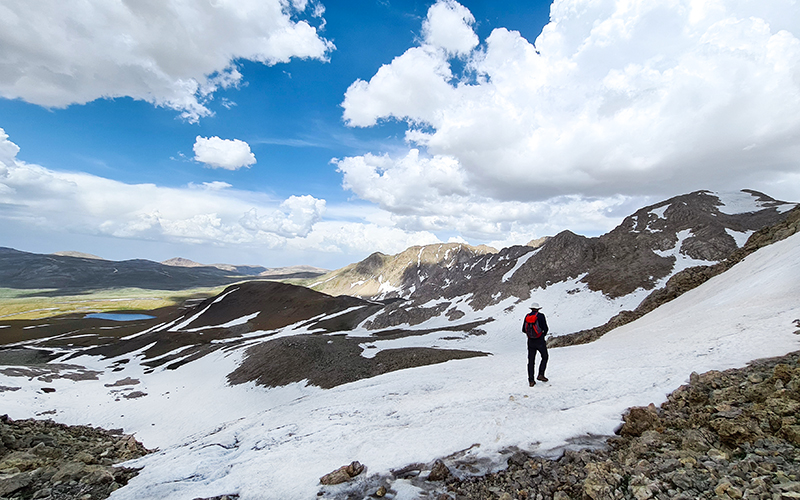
[[51, 250, 105, 260], [0, 248, 250, 291], [161, 257, 327, 279]]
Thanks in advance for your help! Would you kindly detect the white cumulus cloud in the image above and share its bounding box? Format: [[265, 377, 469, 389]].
[[340, 0, 800, 237], [193, 136, 257, 170], [0, 0, 334, 122], [422, 0, 478, 56], [335, 149, 644, 241]]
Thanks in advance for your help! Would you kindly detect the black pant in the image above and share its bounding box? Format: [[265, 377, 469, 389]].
[[527, 337, 548, 382]]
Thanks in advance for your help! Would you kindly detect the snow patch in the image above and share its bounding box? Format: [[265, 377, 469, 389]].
[[650, 205, 669, 219], [187, 312, 260, 332], [653, 229, 717, 274], [712, 191, 791, 215], [725, 228, 754, 248], [502, 248, 539, 282]]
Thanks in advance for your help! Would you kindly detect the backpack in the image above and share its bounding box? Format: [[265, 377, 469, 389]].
[[524, 312, 543, 339]]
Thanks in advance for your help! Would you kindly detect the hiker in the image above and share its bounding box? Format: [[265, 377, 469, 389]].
[[523, 302, 549, 386]]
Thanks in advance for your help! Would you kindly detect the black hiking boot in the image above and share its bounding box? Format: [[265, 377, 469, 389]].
[[537, 375, 549, 382], [529, 380, 536, 387]]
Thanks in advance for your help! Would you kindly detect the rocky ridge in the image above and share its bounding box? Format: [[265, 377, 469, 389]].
[[550, 204, 800, 348], [359, 190, 796, 331], [0, 415, 149, 500]]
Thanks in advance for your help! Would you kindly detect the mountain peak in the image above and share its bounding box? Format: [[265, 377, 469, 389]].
[[311, 242, 497, 300], [161, 257, 204, 267], [51, 250, 105, 260]]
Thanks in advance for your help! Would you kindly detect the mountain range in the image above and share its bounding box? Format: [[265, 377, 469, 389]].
[[0, 249, 327, 291], [310, 189, 796, 331]]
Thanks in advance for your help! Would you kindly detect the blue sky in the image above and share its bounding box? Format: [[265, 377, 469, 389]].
[[1, 0, 799, 269]]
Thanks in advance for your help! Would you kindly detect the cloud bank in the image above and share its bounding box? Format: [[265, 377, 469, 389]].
[[0, 128, 436, 264], [340, 0, 800, 237], [194, 136, 256, 170], [0, 0, 333, 122]]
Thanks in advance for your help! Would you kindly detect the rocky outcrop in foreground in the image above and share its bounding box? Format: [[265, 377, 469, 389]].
[[447, 349, 800, 499], [0, 416, 149, 500]]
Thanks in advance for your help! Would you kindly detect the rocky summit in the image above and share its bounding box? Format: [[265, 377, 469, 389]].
[[308, 242, 497, 299]]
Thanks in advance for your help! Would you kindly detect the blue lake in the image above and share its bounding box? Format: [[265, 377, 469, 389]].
[[84, 313, 155, 321]]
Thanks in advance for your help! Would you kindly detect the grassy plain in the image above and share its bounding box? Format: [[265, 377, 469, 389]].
[[0, 286, 228, 321]]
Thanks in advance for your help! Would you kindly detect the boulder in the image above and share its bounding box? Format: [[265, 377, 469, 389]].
[[427, 460, 451, 481], [619, 404, 661, 437], [319, 461, 364, 485], [0, 470, 32, 496]]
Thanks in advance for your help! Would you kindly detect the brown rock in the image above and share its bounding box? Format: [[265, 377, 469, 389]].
[[427, 459, 451, 481], [782, 425, 800, 446], [583, 461, 622, 500], [713, 419, 756, 446], [0, 471, 32, 496], [80, 466, 115, 485], [619, 404, 661, 437], [52, 461, 87, 482], [319, 461, 364, 485], [774, 364, 793, 383], [74, 451, 96, 464]]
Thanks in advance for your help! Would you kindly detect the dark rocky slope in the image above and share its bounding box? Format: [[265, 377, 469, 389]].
[[0, 415, 149, 500]]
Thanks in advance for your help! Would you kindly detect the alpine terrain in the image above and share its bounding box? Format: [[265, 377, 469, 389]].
[[0, 189, 798, 500]]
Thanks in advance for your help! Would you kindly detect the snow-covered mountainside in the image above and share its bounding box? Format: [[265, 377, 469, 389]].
[[0, 210, 798, 500], [351, 190, 796, 333]]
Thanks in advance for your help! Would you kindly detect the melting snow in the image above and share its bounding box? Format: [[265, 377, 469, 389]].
[[187, 312, 260, 332], [653, 229, 717, 272], [711, 190, 795, 215]]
